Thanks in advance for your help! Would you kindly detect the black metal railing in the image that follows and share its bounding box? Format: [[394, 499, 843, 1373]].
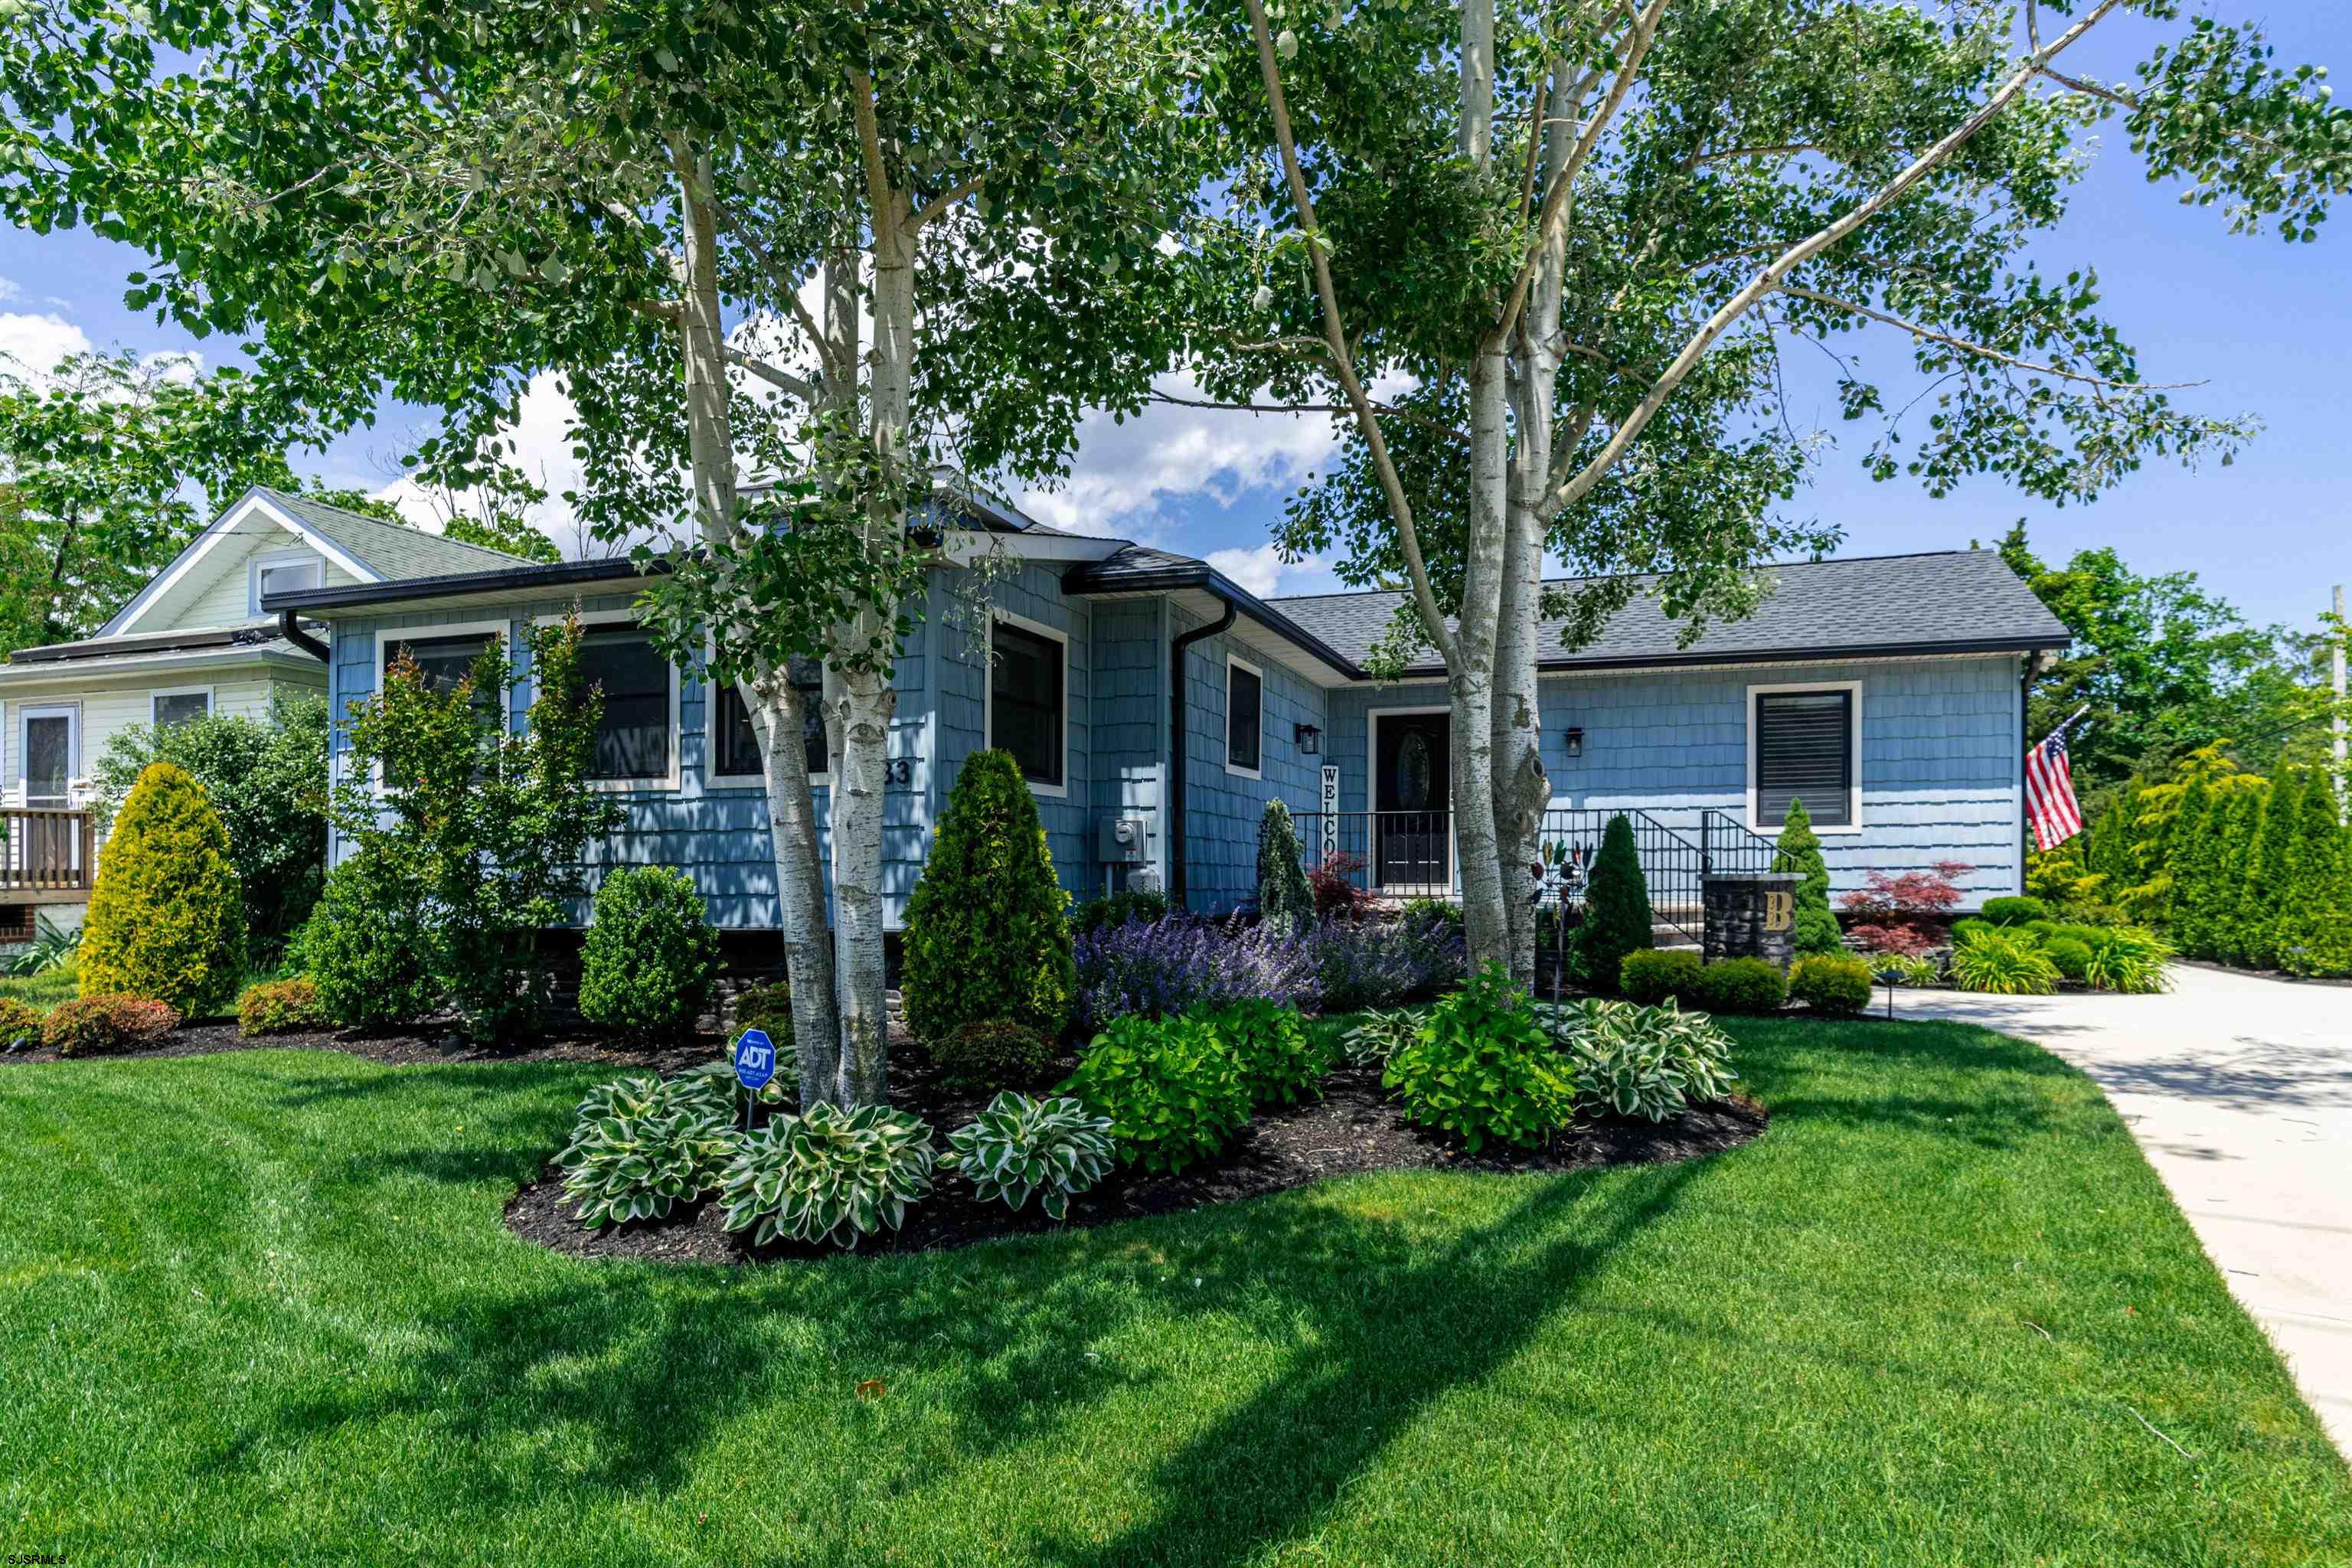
[[1298, 804, 1782, 948]]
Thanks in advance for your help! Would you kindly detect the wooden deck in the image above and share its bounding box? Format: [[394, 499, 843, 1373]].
[[0, 808, 95, 903]]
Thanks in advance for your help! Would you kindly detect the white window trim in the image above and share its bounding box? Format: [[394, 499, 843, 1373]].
[[150, 685, 217, 727], [984, 606, 1069, 799], [1746, 678, 1865, 835], [368, 619, 514, 791], [703, 637, 830, 788], [247, 547, 324, 617], [534, 609, 681, 792], [18, 701, 80, 808], [1365, 705, 1458, 895], [1223, 653, 1266, 781]]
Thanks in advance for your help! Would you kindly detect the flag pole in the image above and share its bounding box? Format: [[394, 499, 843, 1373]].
[[2040, 704, 2091, 746]]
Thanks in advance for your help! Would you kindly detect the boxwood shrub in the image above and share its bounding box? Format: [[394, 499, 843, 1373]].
[[930, 1018, 1054, 1090], [1059, 1011, 1250, 1174], [2042, 935, 2094, 983], [1979, 895, 2049, 927], [578, 866, 722, 1040], [1619, 947, 1702, 1007], [1691, 957, 1786, 1016], [1787, 954, 1873, 1015]]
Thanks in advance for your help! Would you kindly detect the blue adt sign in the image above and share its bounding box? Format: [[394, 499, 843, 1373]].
[[732, 1028, 777, 1091]]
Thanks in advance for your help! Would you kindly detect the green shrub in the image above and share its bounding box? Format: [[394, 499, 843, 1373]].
[[1341, 1008, 1420, 1067], [1788, 954, 1873, 1014], [556, 1081, 738, 1227], [902, 748, 1076, 1041], [1198, 998, 1328, 1106], [1542, 998, 1739, 1122], [1619, 947, 1702, 1006], [1692, 957, 1785, 1016], [1254, 799, 1315, 939], [0, 996, 44, 1047], [1573, 815, 1652, 991], [1870, 952, 1944, 987], [1949, 917, 1991, 947], [2042, 936, 2093, 982], [79, 761, 247, 1015], [1383, 963, 1573, 1152], [675, 1057, 793, 1116], [2281, 769, 2352, 978], [236, 978, 328, 1037], [1395, 897, 1464, 933], [44, 994, 181, 1057], [305, 854, 443, 1028], [1979, 895, 2049, 927], [1059, 1011, 1251, 1174], [717, 1102, 938, 1250], [577, 867, 722, 1040], [2021, 919, 2060, 940], [1073, 887, 1169, 934], [8, 914, 80, 978], [944, 1091, 1116, 1221], [1949, 929, 2060, 995], [1772, 799, 1844, 958], [2082, 926, 2174, 994], [930, 1018, 1053, 1089]]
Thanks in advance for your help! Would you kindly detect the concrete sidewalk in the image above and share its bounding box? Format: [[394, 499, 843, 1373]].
[[1903, 963, 2352, 1458]]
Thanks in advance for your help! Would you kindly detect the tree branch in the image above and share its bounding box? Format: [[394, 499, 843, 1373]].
[[1776, 285, 2203, 390], [1535, 0, 2127, 523], [710, 198, 844, 388], [724, 345, 817, 402], [1243, 0, 1459, 670], [906, 172, 986, 233]]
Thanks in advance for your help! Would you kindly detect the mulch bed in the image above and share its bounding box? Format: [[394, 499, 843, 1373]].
[[504, 1050, 1769, 1266]]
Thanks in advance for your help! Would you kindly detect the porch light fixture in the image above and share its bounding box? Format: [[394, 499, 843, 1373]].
[[1293, 722, 1321, 756], [1564, 727, 1584, 758]]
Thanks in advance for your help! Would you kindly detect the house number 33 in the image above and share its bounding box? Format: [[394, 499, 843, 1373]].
[[884, 759, 913, 787]]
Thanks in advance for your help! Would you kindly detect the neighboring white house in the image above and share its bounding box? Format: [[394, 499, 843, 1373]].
[[0, 487, 532, 940]]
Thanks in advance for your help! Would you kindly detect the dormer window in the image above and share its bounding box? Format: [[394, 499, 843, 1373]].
[[250, 549, 322, 615]]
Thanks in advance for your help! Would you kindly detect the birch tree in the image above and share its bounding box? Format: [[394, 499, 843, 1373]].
[[1187, 0, 2349, 980], [2, 0, 1197, 1102]]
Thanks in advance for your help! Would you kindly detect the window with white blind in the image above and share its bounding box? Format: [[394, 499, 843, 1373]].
[[1749, 684, 1860, 830]]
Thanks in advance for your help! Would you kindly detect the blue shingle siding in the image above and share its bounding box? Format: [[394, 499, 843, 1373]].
[[1327, 655, 2025, 906], [1089, 597, 1171, 889], [1171, 603, 1333, 915]]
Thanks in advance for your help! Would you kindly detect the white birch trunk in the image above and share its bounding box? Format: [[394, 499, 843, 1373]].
[[1452, 346, 1511, 973]]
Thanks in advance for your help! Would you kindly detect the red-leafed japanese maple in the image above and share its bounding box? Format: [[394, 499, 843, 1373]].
[[1308, 853, 1377, 923], [1840, 863, 1972, 956]]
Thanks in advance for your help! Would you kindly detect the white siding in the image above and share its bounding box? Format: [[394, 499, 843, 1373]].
[[164, 526, 361, 632], [0, 665, 325, 809]]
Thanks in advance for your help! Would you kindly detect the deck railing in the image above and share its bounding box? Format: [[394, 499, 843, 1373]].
[[1296, 805, 1779, 946], [0, 808, 96, 897]]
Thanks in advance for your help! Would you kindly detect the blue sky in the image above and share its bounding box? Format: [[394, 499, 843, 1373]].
[[2, 3, 2346, 635]]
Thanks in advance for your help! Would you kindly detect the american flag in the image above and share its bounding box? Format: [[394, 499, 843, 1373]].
[[2025, 730, 2084, 851]]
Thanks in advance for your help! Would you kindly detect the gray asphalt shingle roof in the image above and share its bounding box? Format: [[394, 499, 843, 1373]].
[[1262, 550, 2070, 675], [258, 487, 538, 580]]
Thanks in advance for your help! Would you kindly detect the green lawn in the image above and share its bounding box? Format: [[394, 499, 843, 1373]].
[[3, 1018, 2346, 1566]]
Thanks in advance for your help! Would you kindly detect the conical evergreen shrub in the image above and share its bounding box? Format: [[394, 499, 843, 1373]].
[[1574, 813, 1652, 991], [2156, 776, 2215, 939], [902, 747, 1076, 1042], [1255, 799, 1315, 938], [78, 761, 246, 1015], [2282, 775, 2352, 978], [1772, 799, 1843, 957], [2241, 769, 2306, 969]]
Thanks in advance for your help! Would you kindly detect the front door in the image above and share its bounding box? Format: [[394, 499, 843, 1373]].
[[1373, 710, 1449, 893]]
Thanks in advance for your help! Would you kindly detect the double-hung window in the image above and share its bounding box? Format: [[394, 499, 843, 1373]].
[[571, 622, 675, 785], [713, 657, 828, 782], [1750, 685, 1858, 828], [1226, 656, 1263, 777], [989, 617, 1065, 792]]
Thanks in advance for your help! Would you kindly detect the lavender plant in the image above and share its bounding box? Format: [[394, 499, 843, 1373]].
[[1073, 915, 1322, 1027], [1303, 913, 1467, 1012]]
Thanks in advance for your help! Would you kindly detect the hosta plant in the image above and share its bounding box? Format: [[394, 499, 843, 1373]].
[[556, 1099, 737, 1227], [944, 1092, 1116, 1221], [1341, 1008, 1421, 1067], [1543, 999, 1738, 1122], [1948, 928, 2060, 995], [717, 1102, 937, 1250]]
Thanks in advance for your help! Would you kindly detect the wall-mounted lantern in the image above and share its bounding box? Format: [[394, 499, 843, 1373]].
[[1563, 727, 1585, 759], [1294, 722, 1321, 756]]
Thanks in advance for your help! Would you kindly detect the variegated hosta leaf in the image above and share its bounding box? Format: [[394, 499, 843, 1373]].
[[1342, 1008, 1422, 1067], [944, 1092, 1114, 1220], [716, 1102, 938, 1250], [1539, 997, 1740, 1123], [557, 1096, 739, 1228]]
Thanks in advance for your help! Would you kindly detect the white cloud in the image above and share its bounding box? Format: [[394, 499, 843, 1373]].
[[0, 312, 93, 378], [1204, 542, 1344, 599], [0, 278, 21, 304], [375, 368, 587, 555]]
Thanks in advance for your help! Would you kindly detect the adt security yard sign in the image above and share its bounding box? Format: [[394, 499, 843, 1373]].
[[733, 1028, 777, 1091]]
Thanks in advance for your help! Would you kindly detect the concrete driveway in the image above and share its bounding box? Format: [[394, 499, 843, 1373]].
[[1903, 962, 2352, 1457]]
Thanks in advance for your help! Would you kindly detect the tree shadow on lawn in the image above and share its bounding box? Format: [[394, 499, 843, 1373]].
[[199, 1153, 1708, 1560]]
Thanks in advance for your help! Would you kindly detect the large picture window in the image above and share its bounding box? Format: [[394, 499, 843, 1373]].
[[1752, 686, 1857, 828], [1226, 656, 1263, 777], [572, 623, 674, 783], [714, 658, 827, 782], [990, 617, 1064, 791]]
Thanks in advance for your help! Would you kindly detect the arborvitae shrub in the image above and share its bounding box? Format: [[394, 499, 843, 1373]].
[[2203, 791, 2267, 965], [578, 867, 723, 1040], [306, 854, 443, 1028], [1254, 799, 1315, 938], [2282, 776, 2352, 978], [903, 748, 1076, 1041], [1574, 815, 1652, 991], [1772, 799, 1843, 957], [2240, 769, 2305, 970], [78, 762, 246, 1015]]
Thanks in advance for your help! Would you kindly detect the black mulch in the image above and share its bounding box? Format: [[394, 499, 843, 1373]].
[[505, 1052, 1769, 1266]]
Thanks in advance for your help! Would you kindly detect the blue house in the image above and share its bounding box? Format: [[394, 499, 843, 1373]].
[[250, 487, 2071, 936]]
